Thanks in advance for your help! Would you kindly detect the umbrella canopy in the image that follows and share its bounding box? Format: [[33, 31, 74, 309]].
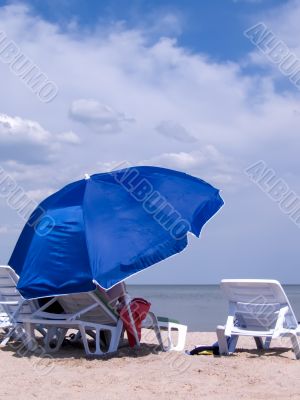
[[9, 166, 224, 299]]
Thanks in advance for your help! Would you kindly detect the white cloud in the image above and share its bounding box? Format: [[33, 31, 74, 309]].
[[156, 120, 197, 143], [0, 224, 21, 235], [0, 225, 9, 234], [243, 1, 300, 76], [144, 11, 184, 38], [25, 188, 54, 202], [0, 113, 55, 164], [57, 130, 81, 144], [139, 145, 237, 187], [264, 0, 300, 53], [69, 99, 134, 134], [0, 159, 81, 196], [0, 113, 80, 164]]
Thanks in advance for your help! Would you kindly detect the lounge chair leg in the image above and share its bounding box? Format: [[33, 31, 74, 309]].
[[94, 327, 102, 355], [108, 319, 123, 353], [55, 328, 68, 350], [23, 322, 37, 351], [216, 325, 229, 355], [80, 325, 118, 356], [228, 334, 239, 353], [147, 312, 165, 351], [254, 336, 264, 350], [154, 326, 164, 351], [77, 321, 123, 357], [264, 337, 272, 350], [94, 327, 117, 355], [290, 332, 300, 360], [166, 323, 187, 352], [79, 326, 93, 356], [44, 327, 58, 352]]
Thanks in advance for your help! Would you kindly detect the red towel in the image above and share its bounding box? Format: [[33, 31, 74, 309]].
[[119, 298, 151, 347]]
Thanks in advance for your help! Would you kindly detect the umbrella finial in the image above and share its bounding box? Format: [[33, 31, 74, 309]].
[[84, 173, 90, 180]]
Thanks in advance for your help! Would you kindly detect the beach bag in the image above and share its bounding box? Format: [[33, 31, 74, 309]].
[[119, 298, 151, 347]]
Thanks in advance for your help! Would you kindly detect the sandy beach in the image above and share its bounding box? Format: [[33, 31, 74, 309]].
[[1, 331, 299, 400]]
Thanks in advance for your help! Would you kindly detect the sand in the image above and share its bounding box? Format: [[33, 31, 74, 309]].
[[0, 331, 300, 400]]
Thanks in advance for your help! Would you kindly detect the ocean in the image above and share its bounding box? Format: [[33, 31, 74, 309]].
[[128, 285, 300, 332]]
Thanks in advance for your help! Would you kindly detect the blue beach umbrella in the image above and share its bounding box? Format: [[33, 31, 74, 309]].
[[9, 166, 224, 299]]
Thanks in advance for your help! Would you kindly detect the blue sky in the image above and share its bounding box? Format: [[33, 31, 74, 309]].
[[0, 0, 300, 284], [0, 0, 288, 59]]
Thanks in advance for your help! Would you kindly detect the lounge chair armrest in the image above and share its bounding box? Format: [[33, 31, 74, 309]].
[[224, 315, 235, 337], [273, 306, 289, 338], [224, 302, 236, 337], [216, 325, 229, 355]]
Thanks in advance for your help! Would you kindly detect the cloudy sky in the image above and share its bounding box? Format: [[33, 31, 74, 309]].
[[0, 0, 300, 284]]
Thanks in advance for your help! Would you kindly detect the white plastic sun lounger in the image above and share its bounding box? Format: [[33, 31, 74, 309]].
[[216, 279, 300, 359], [21, 290, 187, 356], [21, 291, 124, 356], [142, 313, 187, 352], [0, 265, 45, 346], [0, 265, 122, 354]]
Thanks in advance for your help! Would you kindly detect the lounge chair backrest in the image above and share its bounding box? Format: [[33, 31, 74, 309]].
[[220, 279, 298, 330], [57, 291, 119, 325], [0, 265, 36, 322]]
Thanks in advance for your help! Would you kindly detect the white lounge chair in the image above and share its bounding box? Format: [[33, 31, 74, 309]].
[[20, 291, 124, 356], [0, 265, 45, 347], [21, 289, 187, 356], [216, 279, 300, 359], [143, 313, 187, 352]]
